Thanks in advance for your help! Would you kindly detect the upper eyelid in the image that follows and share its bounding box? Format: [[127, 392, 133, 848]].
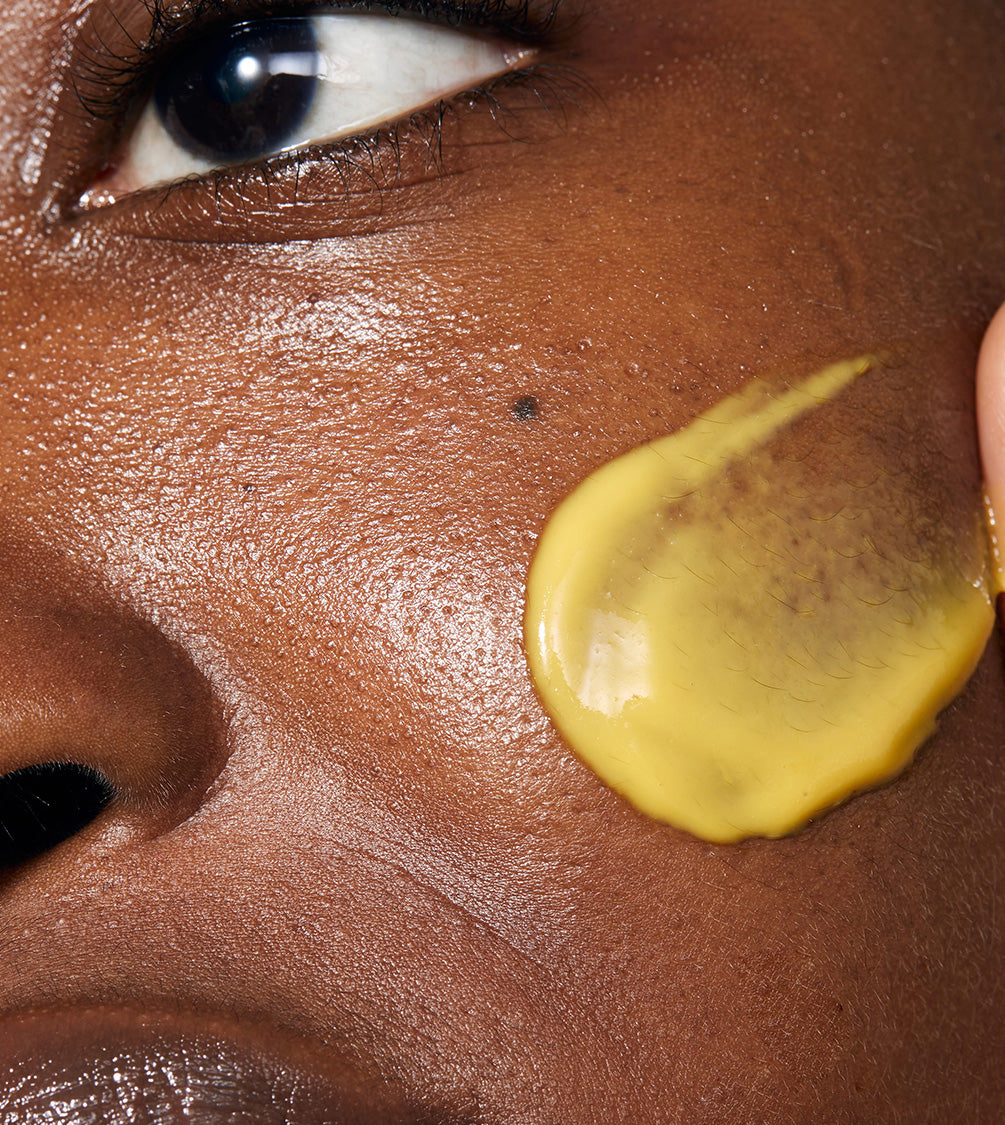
[[89, 0, 566, 66], [141, 0, 569, 43]]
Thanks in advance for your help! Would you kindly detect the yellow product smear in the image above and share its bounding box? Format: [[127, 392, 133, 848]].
[[526, 357, 994, 842]]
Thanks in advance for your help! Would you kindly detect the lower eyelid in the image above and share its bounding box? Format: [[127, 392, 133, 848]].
[[71, 63, 588, 243], [86, 14, 536, 206]]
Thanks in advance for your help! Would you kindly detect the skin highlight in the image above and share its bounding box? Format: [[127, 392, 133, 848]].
[[0, 1, 1002, 1122]]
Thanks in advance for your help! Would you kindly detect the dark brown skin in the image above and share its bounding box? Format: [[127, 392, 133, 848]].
[[0, 0, 1002, 1121]]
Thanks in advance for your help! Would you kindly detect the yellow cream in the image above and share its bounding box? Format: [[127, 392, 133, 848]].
[[526, 357, 994, 842]]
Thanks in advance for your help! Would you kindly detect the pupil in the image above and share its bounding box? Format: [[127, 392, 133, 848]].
[[154, 19, 321, 163]]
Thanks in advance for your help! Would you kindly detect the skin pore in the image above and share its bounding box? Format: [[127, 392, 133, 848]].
[[0, 0, 1002, 1122]]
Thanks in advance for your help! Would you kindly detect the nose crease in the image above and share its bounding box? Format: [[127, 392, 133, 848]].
[[0, 541, 225, 872]]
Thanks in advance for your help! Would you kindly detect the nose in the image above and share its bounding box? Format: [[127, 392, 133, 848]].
[[0, 548, 221, 871]]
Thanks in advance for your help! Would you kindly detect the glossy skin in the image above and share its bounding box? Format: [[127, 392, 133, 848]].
[[0, 0, 1003, 1122]]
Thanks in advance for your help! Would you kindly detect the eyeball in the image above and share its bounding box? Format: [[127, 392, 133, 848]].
[[85, 14, 533, 202]]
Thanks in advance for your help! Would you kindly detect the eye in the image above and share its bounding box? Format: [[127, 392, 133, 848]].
[[85, 13, 533, 204]]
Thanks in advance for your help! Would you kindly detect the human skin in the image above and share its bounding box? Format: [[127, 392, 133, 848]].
[[979, 303, 1005, 571], [0, 0, 1002, 1121]]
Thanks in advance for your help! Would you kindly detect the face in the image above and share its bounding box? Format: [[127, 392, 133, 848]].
[[0, 1, 1002, 1121]]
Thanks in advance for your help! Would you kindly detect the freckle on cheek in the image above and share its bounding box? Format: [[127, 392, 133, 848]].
[[512, 395, 539, 421], [525, 357, 995, 843]]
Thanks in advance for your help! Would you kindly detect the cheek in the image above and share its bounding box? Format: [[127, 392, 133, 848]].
[[0, 201, 987, 773]]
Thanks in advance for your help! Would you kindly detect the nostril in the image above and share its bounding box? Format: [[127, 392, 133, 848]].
[[0, 763, 115, 869]]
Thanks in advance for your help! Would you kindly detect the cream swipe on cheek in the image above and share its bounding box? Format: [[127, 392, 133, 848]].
[[525, 356, 995, 843]]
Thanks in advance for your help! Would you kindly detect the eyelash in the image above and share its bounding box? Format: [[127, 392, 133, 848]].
[[64, 0, 575, 220]]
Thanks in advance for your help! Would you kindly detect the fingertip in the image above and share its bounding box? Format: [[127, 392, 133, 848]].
[[977, 303, 1005, 600]]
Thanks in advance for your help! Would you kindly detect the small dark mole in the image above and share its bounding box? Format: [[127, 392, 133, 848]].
[[242, 483, 256, 494], [512, 395, 539, 421]]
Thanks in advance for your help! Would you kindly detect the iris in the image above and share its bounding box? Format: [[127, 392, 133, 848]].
[[154, 19, 322, 163]]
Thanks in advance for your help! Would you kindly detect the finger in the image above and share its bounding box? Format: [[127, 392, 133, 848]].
[[976, 303, 1005, 605]]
